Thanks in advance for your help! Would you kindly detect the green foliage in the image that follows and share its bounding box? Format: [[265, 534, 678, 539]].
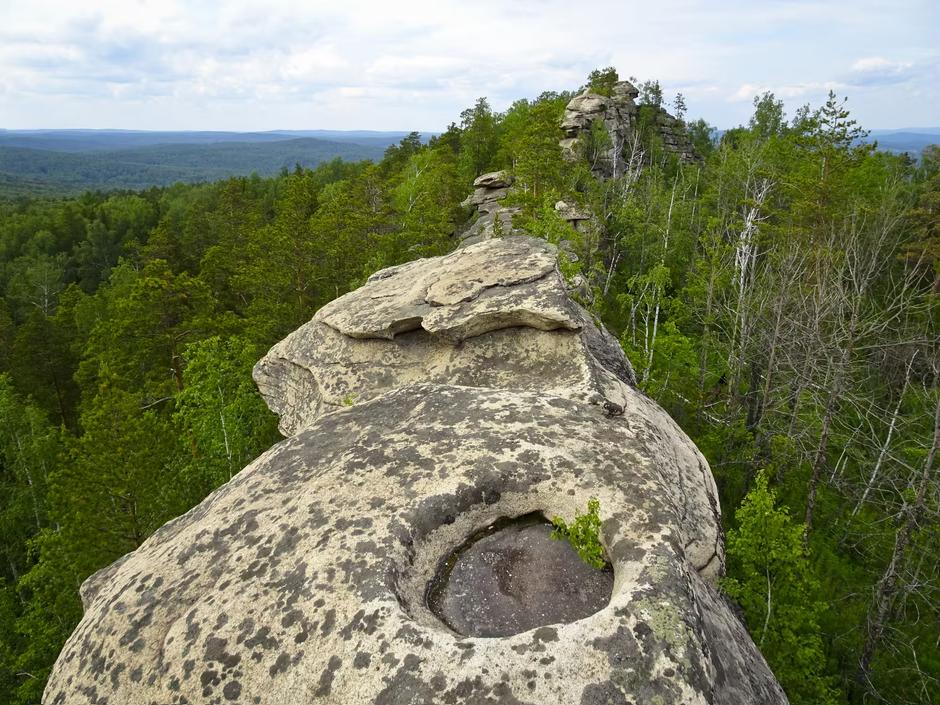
[[515, 197, 584, 282], [457, 97, 499, 186], [174, 336, 280, 495], [723, 473, 842, 704], [499, 95, 568, 200], [586, 67, 619, 96], [551, 498, 607, 569], [636, 78, 664, 107]]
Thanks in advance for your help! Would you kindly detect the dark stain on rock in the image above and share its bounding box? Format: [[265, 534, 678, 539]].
[[269, 653, 291, 678], [108, 663, 125, 688], [320, 608, 336, 637], [222, 680, 242, 701], [315, 655, 342, 696], [532, 626, 558, 643], [581, 681, 628, 705], [592, 626, 639, 668]]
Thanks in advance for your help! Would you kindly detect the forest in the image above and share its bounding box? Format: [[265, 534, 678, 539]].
[[0, 136, 392, 198], [0, 68, 938, 704]]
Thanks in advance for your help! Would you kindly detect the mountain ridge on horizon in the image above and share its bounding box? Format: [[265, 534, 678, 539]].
[[0, 125, 935, 199]]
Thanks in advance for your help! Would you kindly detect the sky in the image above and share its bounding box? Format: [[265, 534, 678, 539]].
[[0, 0, 937, 132]]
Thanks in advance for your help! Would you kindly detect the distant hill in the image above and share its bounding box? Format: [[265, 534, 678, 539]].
[[0, 129, 430, 197], [866, 129, 940, 156], [711, 127, 939, 158]]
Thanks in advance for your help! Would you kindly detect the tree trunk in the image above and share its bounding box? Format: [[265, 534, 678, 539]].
[[855, 393, 940, 691], [853, 353, 915, 516]]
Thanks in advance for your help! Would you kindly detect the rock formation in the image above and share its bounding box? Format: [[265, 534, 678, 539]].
[[44, 236, 787, 704], [560, 80, 698, 176], [457, 170, 521, 247]]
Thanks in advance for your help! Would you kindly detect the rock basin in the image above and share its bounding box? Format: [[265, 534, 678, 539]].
[[426, 513, 614, 637]]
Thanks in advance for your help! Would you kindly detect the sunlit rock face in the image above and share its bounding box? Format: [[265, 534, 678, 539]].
[[43, 236, 787, 705], [560, 80, 699, 177]]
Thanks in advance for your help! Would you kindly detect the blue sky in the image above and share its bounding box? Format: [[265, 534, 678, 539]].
[[0, 0, 937, 131]]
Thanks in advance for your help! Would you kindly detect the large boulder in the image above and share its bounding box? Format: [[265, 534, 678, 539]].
[[44, 237, 787, 704], [253, 237, 635, 437]]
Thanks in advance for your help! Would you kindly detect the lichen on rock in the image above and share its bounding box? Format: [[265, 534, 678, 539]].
[[44, 236, 787, 705]]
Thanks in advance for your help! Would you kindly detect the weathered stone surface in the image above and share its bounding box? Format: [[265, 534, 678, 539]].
[[561, 81, 699, 176], [612, 80, 640, 99], [555, 200, 591, 222], [459, 206, 521, 245], [46, 385, 784, 705], [565, 92, 609, 116], [46, 235, 786, 704], [462, 185, 510, 210], [254, 237, 637, 437], [472, 170, 513, 189], [458, 170, 520, 245]]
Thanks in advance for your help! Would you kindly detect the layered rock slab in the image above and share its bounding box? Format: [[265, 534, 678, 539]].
[[253, 236, 633, 437], [46, 385, 785, 705]]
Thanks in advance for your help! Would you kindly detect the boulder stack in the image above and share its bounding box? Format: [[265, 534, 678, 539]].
[[457, 170, 521, 247], [560, 81, 698, 177]]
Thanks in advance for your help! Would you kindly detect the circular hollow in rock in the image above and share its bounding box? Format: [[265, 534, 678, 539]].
[[426, 512, 613, 637]]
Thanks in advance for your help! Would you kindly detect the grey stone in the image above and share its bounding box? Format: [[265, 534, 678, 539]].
[[458, 207, 521, 245], [45, 236, 786, 705], [472, 170, 513, 189], [560, 81, 699, 177], [463, 185, 510, 209], [253, 237, 637, 436], [45, 382, 785, 704], [555, 199, 593, 222], [426, 513, 614, 638]]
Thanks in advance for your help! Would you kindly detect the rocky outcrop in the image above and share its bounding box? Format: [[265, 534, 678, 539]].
[[561, 81, 698, 176], [44, 237, 787, 705], [457, 170, 521, 246], [253, 237, 634, 436]]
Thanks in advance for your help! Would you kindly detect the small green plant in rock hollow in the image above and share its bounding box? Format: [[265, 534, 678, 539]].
[[551, 498, 607, 569]]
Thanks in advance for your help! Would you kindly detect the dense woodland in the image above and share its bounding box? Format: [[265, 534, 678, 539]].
[[0, 69, 938, 704], [0, 137, 389, 198]]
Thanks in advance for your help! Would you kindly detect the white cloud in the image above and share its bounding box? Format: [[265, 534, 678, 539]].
[[846, 56, 921, 86], [0, 0, 937, 130], [730, 84, 770, 103]]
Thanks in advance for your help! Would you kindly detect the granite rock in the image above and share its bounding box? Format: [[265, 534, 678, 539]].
[[560, 81, 699, 176], [254, 237, 636, 437]]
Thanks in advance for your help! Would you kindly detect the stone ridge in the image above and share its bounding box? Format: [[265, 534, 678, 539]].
[[253, 236, 636, 437], [44, 234, 788, 705]]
